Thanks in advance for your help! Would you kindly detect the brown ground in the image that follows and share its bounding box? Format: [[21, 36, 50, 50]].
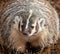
[[0, 0, 60, 54]]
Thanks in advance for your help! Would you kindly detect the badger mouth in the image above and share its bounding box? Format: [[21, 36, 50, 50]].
[[24, 32, 38, 37]]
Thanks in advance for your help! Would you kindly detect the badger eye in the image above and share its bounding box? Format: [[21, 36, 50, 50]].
[[30, 26, 34, 29]]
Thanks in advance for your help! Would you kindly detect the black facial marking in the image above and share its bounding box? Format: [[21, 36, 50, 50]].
[[18, 21, 20, 31], [21, 20, 27, 32], [21, 24, 25, 31], [30, 25, 34, 29]]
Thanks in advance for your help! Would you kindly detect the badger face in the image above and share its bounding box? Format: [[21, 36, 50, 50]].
[[13, 10, 46, 37]]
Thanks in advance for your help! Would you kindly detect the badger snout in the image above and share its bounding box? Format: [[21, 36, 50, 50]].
[[23, 32, 28, 36], [22, 29, 30, 36]]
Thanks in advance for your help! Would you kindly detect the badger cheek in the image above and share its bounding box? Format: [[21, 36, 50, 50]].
[[29, 28, 36, 36]]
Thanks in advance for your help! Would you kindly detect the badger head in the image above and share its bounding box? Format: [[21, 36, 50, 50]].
[[13, 9, 46, 37]]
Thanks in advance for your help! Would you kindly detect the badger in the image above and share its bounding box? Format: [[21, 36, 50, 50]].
[[0, 0, 59, 53]]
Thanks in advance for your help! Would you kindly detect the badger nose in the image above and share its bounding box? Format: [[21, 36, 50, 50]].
[[23, 32, 28, 35], [22, 29, 29, 36], [23, 30, 28, 36]]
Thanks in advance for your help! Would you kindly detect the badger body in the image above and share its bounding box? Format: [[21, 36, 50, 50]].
[[0, 0, 59, 53]]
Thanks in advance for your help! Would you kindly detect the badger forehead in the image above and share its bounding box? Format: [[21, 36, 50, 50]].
[[18, 9, 38, 20]]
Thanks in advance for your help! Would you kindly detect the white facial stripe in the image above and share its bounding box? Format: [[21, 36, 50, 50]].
[[25, 10, 33, 29], [29, 20, 37, 36]]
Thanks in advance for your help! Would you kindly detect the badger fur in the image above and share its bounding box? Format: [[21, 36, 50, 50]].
[[0, 0, 59, 53]]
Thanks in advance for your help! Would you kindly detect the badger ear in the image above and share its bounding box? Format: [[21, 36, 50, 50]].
[[14, 16, 20, 24], [38, 18, 46, 31], [13, 16, 23, 30], [13, 16, 20, 30], [14, 15, 23, 24]]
